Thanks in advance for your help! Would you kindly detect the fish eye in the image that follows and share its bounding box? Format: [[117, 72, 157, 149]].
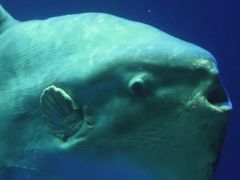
[[128, 78, 146, 95]]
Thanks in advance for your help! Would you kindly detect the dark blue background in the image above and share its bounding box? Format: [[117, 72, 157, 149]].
[[1, 0, 239, 179]]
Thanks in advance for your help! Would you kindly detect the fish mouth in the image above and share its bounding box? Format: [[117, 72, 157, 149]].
[[206, 77, 232, 112]]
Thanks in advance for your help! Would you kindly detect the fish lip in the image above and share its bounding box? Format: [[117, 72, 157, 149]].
[[206, 101, 232, 113], [215, 101, 232, 111]]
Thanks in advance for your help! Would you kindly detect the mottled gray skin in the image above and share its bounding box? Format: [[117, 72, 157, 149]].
[[0, 4, 231, 180]]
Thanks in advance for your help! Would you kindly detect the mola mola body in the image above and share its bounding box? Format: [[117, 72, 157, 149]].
[[0, 4, 231, 180]]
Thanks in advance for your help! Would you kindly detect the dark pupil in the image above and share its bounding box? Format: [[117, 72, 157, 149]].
[[131, 81, 144, 94]]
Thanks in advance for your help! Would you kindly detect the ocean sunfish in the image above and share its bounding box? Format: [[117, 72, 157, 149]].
[[0, 4, 232, 180]]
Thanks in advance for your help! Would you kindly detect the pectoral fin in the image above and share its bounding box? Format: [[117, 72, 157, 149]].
[[40, 85, 83, 141]]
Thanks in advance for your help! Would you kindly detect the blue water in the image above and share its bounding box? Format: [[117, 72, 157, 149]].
[[1, 0, 240, 179]]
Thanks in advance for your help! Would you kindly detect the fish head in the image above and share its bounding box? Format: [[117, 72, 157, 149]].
[[68, 34, 232, 149], [61, 35, 232, 179]]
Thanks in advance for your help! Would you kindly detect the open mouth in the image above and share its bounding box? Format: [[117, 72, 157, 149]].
[[206, 77, 232, 111]]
